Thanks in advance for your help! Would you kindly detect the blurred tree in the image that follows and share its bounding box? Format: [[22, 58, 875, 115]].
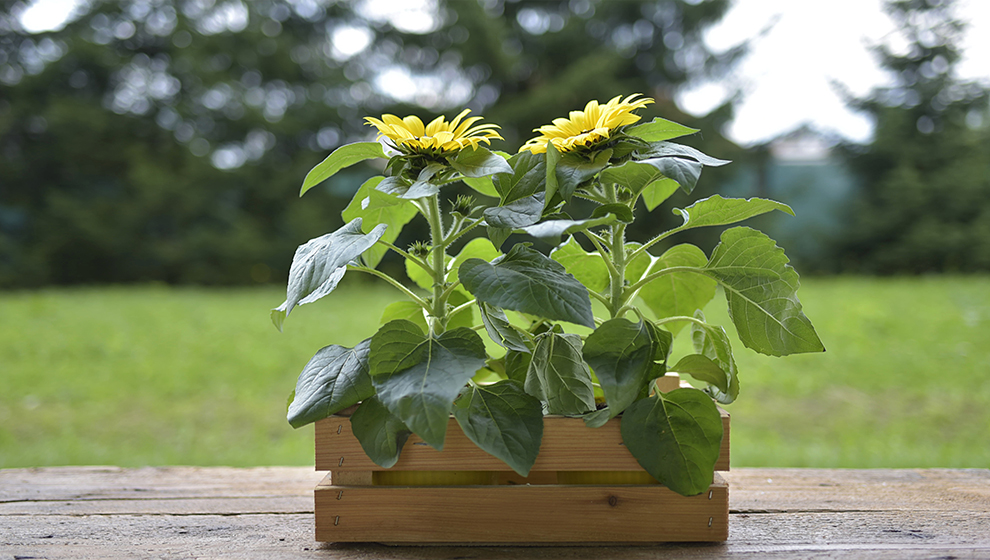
[[0, 0, 741, 287], [834, 0, 990, 273]]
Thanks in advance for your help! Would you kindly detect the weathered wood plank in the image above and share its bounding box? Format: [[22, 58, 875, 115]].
[[315, 474, 729, 543], [316, 409, 731, 472], [1, 467, 988, 560]]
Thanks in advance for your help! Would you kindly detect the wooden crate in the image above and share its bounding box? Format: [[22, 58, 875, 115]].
[[313, 376, 730, 544]]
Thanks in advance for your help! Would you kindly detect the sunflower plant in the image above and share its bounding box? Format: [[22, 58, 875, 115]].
[[277, 96, 824, 496]]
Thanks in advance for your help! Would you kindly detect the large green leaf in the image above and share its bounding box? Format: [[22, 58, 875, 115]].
[[341, 176, 418, 268], [492, 151, 546, 203], [639, 141, 731, 167], [504, 349, 532, 384], [635, 244, 717, 336], [550, 236, 609, 293], [449, 146, 512, 178], [544, 141, 562, 209], [286, 339, 374, 428], [463, 176, 499, 198], [453, 380, 544, 476], [600, 159, 670, 198], [669, 354, 728, 394], [641, 177, 680, 211], [484, 193, 544, 229], [368, 320, 487, 449], [621, 388, 724, 496], [525, 330, 596, 415], [459, 244, 595, 328], [551, 149, 612, 204], [705, 227, 825, 357], [380, 301, 429, 335], [673, 195, 794, 230], [271, 219, 386, 331], [300, 142, 386, 196], [625, 118, 698, 143], [517, 214, 618, 242], [450, 238, 499, 285], [691, 310, 739, 404], [582, 318, 655, 418], [478, 303, 531, 353], [349, 396, 411, 469], [638, 156, 702, 195]]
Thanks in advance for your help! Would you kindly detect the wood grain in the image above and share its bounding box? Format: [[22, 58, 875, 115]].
[[2, 467, 988, 559], [315, 473, 729, 543], [316, 408, 730, 472]]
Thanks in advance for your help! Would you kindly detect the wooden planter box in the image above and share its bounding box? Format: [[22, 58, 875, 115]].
[[312, 376, 730, 544]]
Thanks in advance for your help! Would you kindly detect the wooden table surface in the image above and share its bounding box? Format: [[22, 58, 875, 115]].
[[2, 467, 988, 559]]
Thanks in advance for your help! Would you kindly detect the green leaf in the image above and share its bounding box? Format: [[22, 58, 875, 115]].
[[449, 146, 512, 178], [525, 330, 596, 415], [400, 163, 446, 199], [582, 407, 612, 428], [669, 354, 728, 394], [271, 219, 386, 331], [487, 226, 512, 250], [641, 177, 680, 211], [601, 159, 671, 198], [504, 350, 532, 384], [478, 303, 531, 352], [590, 203, 634, 223], [484, 193, 544, 229], [550, 236, 609, 294], [517, 214, 618, 242], [639, 141, 731, 167], [459, 244, 595, 328], [691, 310, 739, 404], [286, 339, 374, 428], [640, 156, 702, 195], [342, 176, 418, 268], [446, 289, 475, 331], [450, 238, 499, 285], [300, 142, 386, 196], [369, 320, 488, 449], [463, 176, 499, 198], [493, 151, 546, 203], [625, 117, 698, 143], [551, 149, 612, 204], [453, 380, 544, 476], [380, 301, 428, 335], [349, 396, 412, 469], [705, 227, 825, 357], [582, 318, 656, 419], [621, 388, 724, 496], [544, 141, 562, 209], [673, 195, 794, 230], [635, 244, 717, 336], [646, 321, 674, 363]]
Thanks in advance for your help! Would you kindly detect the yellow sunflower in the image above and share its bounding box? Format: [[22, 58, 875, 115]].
[[364, 109, 503, 154], [519, 94, 654, 154]]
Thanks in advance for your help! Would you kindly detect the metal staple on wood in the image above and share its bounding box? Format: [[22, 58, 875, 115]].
[[708, 517, 713, 527], [337, 425, 342, 434], [336, 491, 343, 500], [334, 516, 340, 526], [709, 490, 713, 500], [338, 457, 344, 467]]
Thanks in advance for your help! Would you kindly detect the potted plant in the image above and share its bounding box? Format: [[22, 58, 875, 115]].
[[275, 95, 824, 543]]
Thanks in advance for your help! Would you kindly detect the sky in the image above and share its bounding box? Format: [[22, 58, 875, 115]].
[[677, 0, 990, 145], [16, 0, 990, 147]]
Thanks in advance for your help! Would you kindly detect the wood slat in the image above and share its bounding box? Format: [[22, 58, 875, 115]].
[[316, 408, 730, 472], [315, 473, 729, 543]]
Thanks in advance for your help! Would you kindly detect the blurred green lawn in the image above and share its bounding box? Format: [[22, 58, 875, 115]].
[[2, 276, 989, 468]]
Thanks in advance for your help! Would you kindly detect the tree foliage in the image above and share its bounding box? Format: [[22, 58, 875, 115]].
[[834, 0, 990, 273], [0, 0, 741, 287]]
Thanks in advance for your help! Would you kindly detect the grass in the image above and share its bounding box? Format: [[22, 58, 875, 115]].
[[1, 276, 989, 468]]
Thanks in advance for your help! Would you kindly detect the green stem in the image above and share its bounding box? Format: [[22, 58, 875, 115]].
[[625, 266, 707, 296], [378, 239, 432, 276], [627, 226, 685, 263], [449, 298, 476, 317], [654, 315, 708, 329], [608, 222, 628, 318], [444, 217, 484, 246], [426, 194, 448, 335], [348, 265, 430, 309], [581, 230, 620, 281]]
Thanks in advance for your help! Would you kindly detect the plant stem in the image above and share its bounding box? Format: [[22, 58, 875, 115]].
[[377, 239, 432, 276], [603, 181, 628, 319], [426, 194, 448, 335], [348, 265, 430, 309], [625, 266, 707, 296]]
